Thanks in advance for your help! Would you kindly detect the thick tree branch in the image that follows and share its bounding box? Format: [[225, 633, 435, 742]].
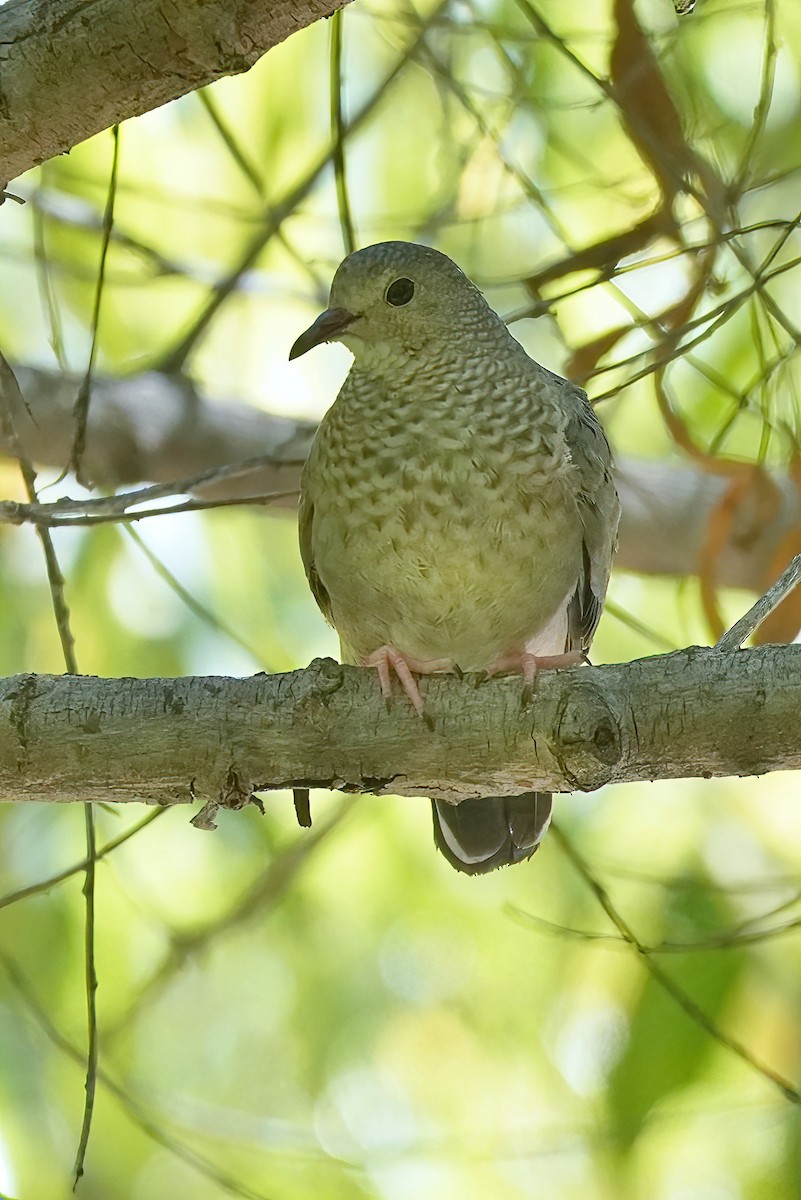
[[2, 365, 799, 590], [0, 0, 350, 187], [1, 647, 799, 811]]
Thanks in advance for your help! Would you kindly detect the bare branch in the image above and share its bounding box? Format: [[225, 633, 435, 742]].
[[1, 647, 800, 808], [0, 0, 352, 186], [717, 552, 801, 651]]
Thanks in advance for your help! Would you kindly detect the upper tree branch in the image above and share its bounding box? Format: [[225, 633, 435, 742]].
[[1, 646, 799, 810], [0, 0, 351, 187]]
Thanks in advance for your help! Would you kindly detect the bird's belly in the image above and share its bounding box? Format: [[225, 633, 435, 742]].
[[313, 491, 582, 669]]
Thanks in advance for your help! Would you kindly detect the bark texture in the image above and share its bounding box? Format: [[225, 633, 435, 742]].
[[1, 646, 798, 812], [2, 365, 798, 591], [0, 0, 350, 186]]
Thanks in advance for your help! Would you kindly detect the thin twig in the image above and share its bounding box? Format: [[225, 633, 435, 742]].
[[73, 803, 98, 1190], [197, 90, 265, 198], [33, 165, 69, 371], [0, 352, 100, 1183], [550, 824, 801, 1106], [103, 800, 354, 1042], [717, 552, 801, 651], [330, 9, 356, 255], [0, 357, 78, 669], [70, 125, 120, 484], [0, 952, 286, 1200], [0, 488, 298, 529], [509, 901, 801, 953], [159, 1, 449, 374], [0, 456, 301, 527], [0, 809, 167, 912], [123, 524, 272, 669]]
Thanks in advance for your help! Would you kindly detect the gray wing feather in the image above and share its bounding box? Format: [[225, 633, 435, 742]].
[[298, 490, 334, 626], [562, 387, 620, 653]]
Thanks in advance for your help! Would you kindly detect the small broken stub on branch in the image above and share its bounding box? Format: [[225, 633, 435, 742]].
[[191, 799, 220, 831], [190, 792, 266, 829], [293, 788, 312, 827], [191, 767, 264, 830]]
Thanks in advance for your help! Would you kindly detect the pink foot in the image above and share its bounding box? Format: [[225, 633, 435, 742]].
[[361, 645, 453, 716], [487, 650, 586, 685]]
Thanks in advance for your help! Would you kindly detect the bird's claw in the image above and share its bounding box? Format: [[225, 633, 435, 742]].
[[486, 649, 586, 706], [488, 650, 585, 682], [361, 644, 453, 717]]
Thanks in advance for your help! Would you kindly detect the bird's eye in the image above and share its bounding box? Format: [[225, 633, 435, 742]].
[[385, 277, 415, 306]]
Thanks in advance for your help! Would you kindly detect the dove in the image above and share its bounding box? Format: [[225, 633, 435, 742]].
[[290, 242, 620, 874]]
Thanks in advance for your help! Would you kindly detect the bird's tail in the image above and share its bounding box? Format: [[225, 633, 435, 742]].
[[431, 793, 552, 875]]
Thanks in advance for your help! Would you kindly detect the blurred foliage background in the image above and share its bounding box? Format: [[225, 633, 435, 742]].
[[1, 0, 801, 1196]]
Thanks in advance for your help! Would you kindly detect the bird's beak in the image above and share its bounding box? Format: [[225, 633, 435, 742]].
[[289, 308, 358, 360]]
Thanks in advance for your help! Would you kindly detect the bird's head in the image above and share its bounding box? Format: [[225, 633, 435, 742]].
[[289, 241, 495, 362]]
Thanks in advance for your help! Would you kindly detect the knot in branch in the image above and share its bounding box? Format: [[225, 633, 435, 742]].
[[553, 678, 622, 791]]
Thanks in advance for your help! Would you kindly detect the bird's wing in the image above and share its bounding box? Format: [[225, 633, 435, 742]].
[[563, 387, 621, 653], [298, 490, 334, 625]]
